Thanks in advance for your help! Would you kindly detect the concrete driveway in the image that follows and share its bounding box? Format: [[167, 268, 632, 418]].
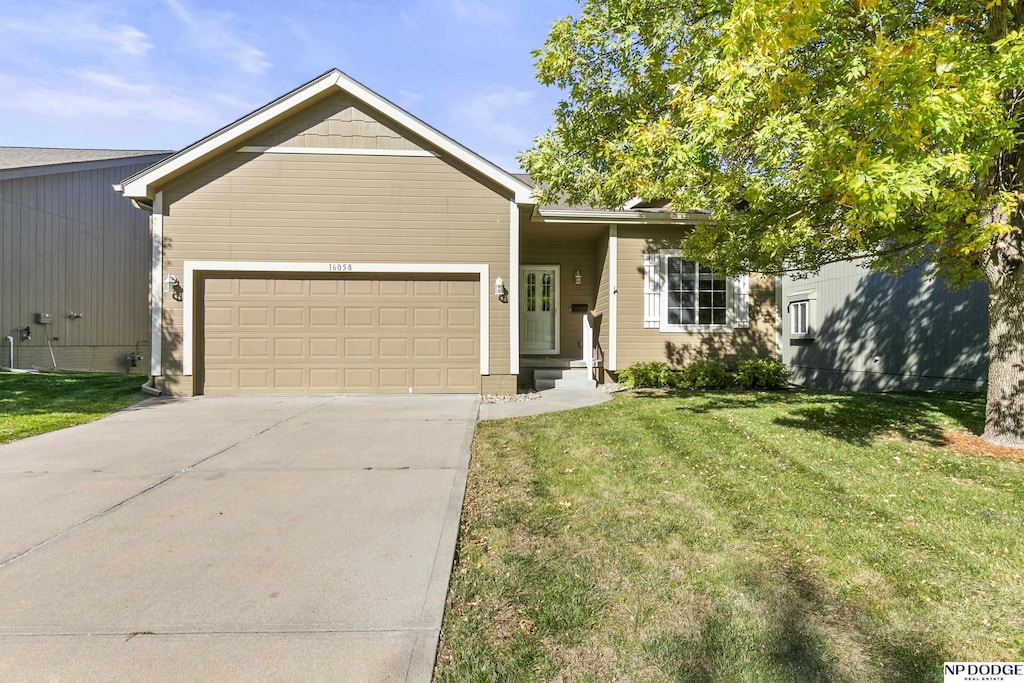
[[0, 394, 478, 682]]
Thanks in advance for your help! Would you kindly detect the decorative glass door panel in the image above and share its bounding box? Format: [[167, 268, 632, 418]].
[[520, 267, 558, 353]]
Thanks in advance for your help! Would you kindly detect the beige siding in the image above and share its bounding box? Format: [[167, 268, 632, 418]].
[[615, 226, 776, 368], [250, 93, 422, 152], [157, 101, 512, 395], [0, 161, 156, 372]]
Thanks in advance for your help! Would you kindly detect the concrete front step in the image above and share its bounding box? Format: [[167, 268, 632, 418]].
[[534, 366, 596, 390]]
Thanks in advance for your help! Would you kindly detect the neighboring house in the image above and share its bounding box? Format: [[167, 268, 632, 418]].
[[778, 260, 988, 391], [117, 69, 776, 396], [1, 147, 171, 374]]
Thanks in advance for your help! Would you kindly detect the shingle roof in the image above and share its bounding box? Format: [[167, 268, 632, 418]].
[[0, 147, 171, 172]]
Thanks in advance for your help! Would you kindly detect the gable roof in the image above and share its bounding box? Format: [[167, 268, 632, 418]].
[[117, 69, 536, 204], [0, 147, 171, 182]]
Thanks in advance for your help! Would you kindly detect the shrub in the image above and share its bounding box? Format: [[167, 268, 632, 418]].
[[679, 360, 733, 389], [618, 361, 679, 388], [733, 358, 792, 389]]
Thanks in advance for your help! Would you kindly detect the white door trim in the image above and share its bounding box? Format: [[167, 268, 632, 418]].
[[519, 264, 560, 355], [182, 260, 489, 377]]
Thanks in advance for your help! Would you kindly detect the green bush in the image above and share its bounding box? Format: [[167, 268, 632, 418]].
[[618, 361, 679, 388], [619, 358, 790, 390], [733, 358, 792, 389], [679, 360, 733, 389]]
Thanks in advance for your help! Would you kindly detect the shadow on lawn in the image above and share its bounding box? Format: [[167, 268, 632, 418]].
[[636, 390, 985, 446], [643, 561, 942, 682]]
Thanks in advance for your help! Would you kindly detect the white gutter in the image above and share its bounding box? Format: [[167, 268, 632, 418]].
[[535, 208, 713, 224]]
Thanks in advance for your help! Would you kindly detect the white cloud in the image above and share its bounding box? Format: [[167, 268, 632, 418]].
[[0, 71, 226, 128], [164, 0, 270, 75], [0, 7, 151, 57], [454, 86, 535, 146]]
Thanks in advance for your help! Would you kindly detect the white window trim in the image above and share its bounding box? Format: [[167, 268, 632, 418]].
[[658, 250, 734, 333], [786, 289, 817, 339], [790, 300, 810, 336], [181, 260, 489, 378]]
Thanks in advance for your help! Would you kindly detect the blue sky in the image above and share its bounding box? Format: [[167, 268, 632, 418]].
[[0, 0, 579, 171]]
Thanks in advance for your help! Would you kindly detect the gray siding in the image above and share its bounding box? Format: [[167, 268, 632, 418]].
[[779, 260, 988, 391], [0, 160, 160, 373]]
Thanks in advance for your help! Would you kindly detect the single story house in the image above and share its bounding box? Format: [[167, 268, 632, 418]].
[[117, 69, 776, 396], [778, 260, 988, 391], [1, 147, 170, 374]]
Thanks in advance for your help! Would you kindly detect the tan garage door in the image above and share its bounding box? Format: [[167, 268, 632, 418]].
[[201, 274, 480, 394]]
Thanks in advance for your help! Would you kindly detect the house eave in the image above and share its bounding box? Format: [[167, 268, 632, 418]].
[[118, 69, 537, 204], [533, 207, 713, 225]]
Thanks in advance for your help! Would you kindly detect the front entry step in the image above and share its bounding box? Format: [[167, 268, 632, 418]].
[[533, 367, 597, 391]]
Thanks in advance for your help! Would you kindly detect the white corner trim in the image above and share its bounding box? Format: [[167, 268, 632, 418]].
[[181, 261, 490, 378], [150, 192, 163, 377], [609, 225, 618, 371], [509, 201, 520, 375], [238, 145, 438, 157]]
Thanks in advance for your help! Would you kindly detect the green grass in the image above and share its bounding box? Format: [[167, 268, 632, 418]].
[[436, 390, 1024, 682], [0, 371, 145, 443]]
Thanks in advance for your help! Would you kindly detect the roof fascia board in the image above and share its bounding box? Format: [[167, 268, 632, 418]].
[[120, 73, 342, 199], [535, 208, 712, 225], [0, 153, 170, 183], [120, 69, 536, 204], [332, 71, 535, 204]]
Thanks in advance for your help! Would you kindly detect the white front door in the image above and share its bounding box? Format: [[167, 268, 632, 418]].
[[520, 266, 559, 354]]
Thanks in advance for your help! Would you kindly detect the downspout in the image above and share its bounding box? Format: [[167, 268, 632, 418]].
[[141, 376, 161, 396], [4, 335, 12, 369]]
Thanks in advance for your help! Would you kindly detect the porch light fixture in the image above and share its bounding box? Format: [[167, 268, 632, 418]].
[[494, 277, 508, 304], [164, 274, 184, 302], [574, 269, 582, 285]]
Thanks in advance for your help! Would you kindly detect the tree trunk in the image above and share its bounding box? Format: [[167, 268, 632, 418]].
[[984, 237, 1024, 446]]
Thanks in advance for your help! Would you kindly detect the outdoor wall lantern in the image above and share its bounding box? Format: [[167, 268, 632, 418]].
[[494, 277, 508, 304], [164, 274, 184, 302], [574, 269, 582, 285]]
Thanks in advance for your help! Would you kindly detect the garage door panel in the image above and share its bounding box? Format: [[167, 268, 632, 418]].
[[379, 308, 408, 327], [413, 308, 442, 327], [379, 338, 410, 358], [203, 275, 480, 394], [239, 307, 269, 326], [309, 307, 339, 327], [344, 307, 374, 327]]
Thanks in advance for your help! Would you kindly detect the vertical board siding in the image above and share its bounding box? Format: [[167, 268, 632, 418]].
[[0, 161, 155, 371], [779, 260, 988, 391], [615, 226, 776, 368], [159, 102, 512, 394]]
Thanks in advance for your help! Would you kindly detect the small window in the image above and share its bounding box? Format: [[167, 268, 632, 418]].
[[791, 300, 809, 336]]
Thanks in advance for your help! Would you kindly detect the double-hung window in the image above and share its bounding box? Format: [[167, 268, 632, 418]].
[[643, 250, 749, 332]]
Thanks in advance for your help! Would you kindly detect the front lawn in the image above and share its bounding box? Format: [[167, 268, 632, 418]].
[[437, 391, 1023, 682], [0, 372, 145, 443]]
